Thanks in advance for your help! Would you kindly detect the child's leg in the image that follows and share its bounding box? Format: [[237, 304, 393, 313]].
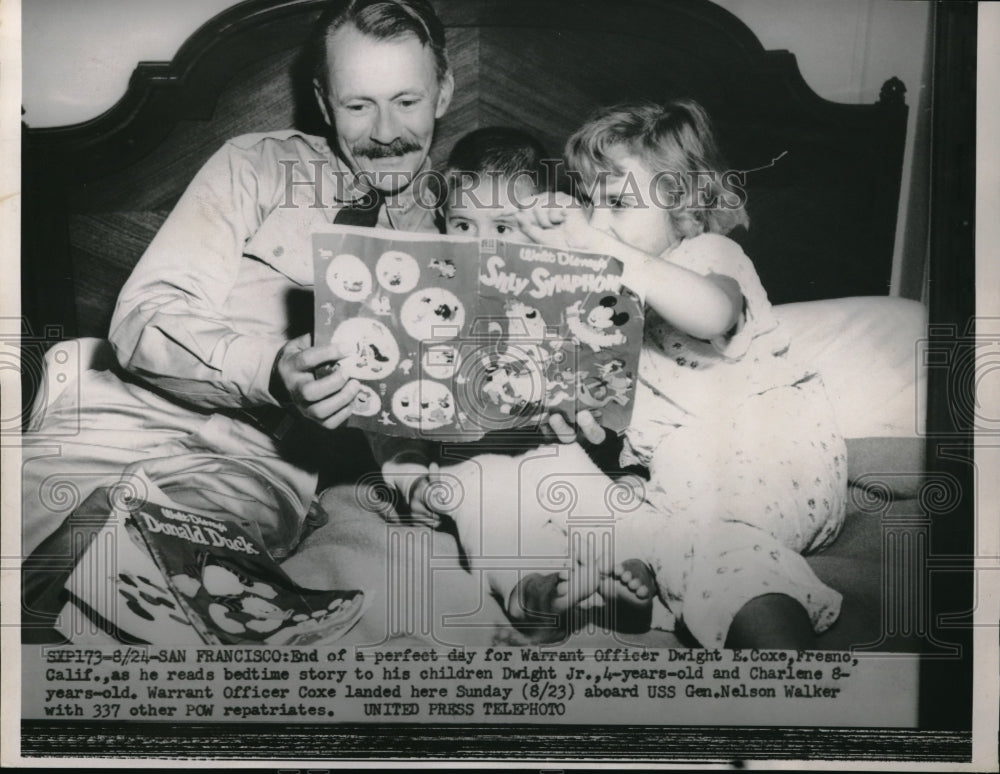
[[632, 395, 847, 648], [430, 447, 599, 639], [598, 558, 656, 633], [432, 443, 655, 638], [725, 593, 816, 649], [506, 533, 602, 640], [643, 514, 841, 649]]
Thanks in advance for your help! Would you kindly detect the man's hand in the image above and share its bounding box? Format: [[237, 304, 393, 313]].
[[272, 334, 361, 429]]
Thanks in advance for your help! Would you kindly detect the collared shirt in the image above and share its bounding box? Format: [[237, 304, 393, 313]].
[[109, 130, 440, 409]]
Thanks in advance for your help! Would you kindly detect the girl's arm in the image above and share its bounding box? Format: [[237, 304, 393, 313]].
[[517, 206, 740, 340], [595, 234, 742, 341]]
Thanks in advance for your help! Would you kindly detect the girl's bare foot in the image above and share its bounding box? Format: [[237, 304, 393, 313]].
[[508, 563, 599, 642], [598, 558, 654, 633]]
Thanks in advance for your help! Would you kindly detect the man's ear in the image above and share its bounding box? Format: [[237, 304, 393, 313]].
[[313, 78, 333, 127], [434, 70, 455, 118]]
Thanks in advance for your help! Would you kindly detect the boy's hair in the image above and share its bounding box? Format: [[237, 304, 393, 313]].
[[443, 127, 550, 208], [565, 99, 749, 238], [310, 0, 450, 89]]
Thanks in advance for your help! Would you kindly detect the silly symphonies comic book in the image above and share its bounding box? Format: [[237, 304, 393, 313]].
[[313, 225, 644, 441]]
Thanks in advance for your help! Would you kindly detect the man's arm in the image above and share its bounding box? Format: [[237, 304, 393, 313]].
[[109, 139, 286, 409]]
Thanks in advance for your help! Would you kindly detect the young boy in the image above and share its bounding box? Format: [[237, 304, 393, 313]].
[[367, 127, 655, 642]]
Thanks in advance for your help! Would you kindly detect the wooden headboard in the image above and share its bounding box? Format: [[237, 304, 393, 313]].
[[22, 0, 908, 345]]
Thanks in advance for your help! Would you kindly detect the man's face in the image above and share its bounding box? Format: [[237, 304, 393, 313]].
[[316, 25, 453, 194]]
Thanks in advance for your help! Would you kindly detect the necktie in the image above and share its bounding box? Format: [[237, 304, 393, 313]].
[[334, 187, 385, 227]]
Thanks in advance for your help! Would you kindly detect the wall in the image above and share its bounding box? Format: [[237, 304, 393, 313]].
[[22, 0, 237, 127], [21, 0, 933, 296], [711, 0, 933, 297]]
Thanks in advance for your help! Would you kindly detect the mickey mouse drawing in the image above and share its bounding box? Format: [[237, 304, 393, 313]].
[[565, 296, 629, 352]]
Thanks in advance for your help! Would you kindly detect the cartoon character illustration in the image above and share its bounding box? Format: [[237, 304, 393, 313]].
[[544, 367, 579, 406], [378, 411, 397, 426], [376, 250, 420, 294], [565, 296, 629, 352], [544, 361, 632, 410], [200, 557, 277, 599], [577, 370, 632, 409], [351, 383, 382, 417], [177, 554, 364, 641], [391, 379, 456, 430], [115, 571, 190, 625], [504, 299, 547, 339], [326, 253, 373, 302], [503, 299, 564, 366], [208, 594, 293, 635], [399, 358, 414, 375], [400, 287, 465, 342], [183, 557, 293, 635], [330, 317, 401, 379], [476, 354, 544, 416], [277, 594, 365, 645], [595, 358, 633, 398], [368, 293, 393, 316], [320, 302, 336, 326], [429, 257, 456, 278], [421, 344, 461, 379]]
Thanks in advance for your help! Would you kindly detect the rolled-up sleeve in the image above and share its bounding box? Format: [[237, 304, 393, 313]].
[[109, 139, 287, 409]]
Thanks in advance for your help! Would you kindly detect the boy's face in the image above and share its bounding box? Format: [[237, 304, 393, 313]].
[[445, 176, 534, 239], [585, 149, 680, 256]]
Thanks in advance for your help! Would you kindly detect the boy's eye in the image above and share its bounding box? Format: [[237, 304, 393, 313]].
[[495, 224, 510, 234], [451, 221, 471, 232]]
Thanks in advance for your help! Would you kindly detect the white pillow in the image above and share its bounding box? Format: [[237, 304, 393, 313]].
[[773, 297, 927, 440]]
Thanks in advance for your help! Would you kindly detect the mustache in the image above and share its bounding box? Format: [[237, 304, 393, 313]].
[[352, 138, 422, 159]]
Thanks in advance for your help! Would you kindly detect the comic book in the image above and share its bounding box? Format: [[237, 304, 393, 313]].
[[59, 488, 206, 645], [58, 474, 367, 646], [313, 225, 644, 441]]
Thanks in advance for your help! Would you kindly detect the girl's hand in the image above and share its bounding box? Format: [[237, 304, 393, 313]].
[[515, 190, 574, 235], [516, 195, 615, 254]]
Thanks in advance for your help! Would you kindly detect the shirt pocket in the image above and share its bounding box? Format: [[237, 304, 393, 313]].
[[243, 205, 331, 286]]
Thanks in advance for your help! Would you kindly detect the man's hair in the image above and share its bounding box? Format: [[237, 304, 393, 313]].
[[566, 99, 749, 238], [443, 127, 550, 206], [310, 0, 450, 89]]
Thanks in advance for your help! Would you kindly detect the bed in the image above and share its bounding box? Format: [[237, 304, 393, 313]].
[[19, 0, 975, 743]]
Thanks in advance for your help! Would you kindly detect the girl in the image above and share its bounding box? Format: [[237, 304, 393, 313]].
[[372, 127, 661, 640], [517, 99, 848, 649]]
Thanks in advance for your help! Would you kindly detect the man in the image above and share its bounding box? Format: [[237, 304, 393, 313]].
[[22, 0, 453, 563], [23, 0, 606, 645]]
